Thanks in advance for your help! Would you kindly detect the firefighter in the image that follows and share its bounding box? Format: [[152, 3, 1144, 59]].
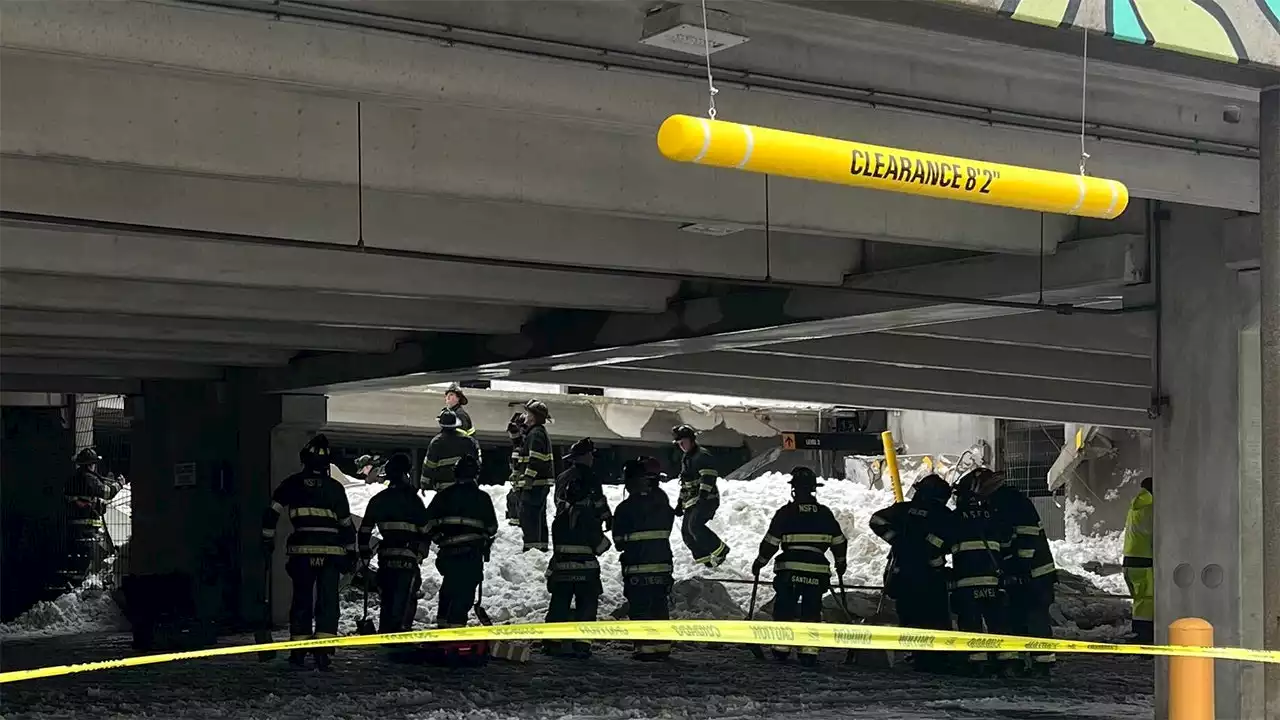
[[443, 383, 474, 436], [260, 434, 357, 671], [357, 453, 427, 633], [556, 438, 612, 531], [979, 468, 1058, 676], [752, 467, 848, 666], [1122, 476, 1153, 644], [868, 473, 954, 672], [517, 399, 555, 552], [423, 409, 482, 493], [56, 448, 122, 592], [673, 425, 729, 568], [613, 456, 675, 661], [422, 455, 498, 628], [950, 467, 1013, 677], [544, 469, 611, 658], [505, 411, 526, 527]]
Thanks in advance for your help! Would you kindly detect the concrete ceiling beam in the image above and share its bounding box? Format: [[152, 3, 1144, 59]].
[[0, 357, 225, 380], [890, 311, 1154, 357], [0, 337, 294, 367]]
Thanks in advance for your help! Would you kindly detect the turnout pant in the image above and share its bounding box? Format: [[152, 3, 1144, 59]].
[[624, 575, 672, 659], [1122, 565, 1154, 644], [892, 568, 952, 671], [951, 586, 1010, 665], [1006, 577, 1056, 666], [377, 561, 421, 633], [505, 485, 523, 526], [681, 500, 729, 567], [436, 555, 484, 628], [545, 576, 601, 655], [771, 573, 825, 658], [519, 485, 551, 552], [286, 554, 342, 653]]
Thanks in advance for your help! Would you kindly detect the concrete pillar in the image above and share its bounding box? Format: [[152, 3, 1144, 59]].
[[1152, 203, 1263, 719], [127, 380, 325, 629], [1259, 85, 1279, 719]]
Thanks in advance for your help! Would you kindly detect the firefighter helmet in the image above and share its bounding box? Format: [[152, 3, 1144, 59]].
[[438, 409, 463, 429], [383, 453, 412, 481], [523, 399, 550, 420], [911, 473, 952, 501], [445, 383, 469, 406], [623, 456, 666, 482], [955, 466, 1004, 497], [74, 447, 101, 466], [299, 434, 331, 469], [454, 454, 480, 482], [563, 437, 596, 461], [788, 466, 822, 491], [671, 424, 697, 442]]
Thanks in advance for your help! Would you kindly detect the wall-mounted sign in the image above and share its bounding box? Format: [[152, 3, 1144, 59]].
[[173, 462, 197, 488], [657, 114, 1129, 219]]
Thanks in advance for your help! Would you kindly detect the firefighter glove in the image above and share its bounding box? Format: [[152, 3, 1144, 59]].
[[751, 558, 767, 575]]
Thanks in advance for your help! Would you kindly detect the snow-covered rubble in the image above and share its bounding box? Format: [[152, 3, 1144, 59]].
[[0, 582, 129, 639]]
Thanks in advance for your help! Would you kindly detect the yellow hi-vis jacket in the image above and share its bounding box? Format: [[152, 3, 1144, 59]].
[[1122, 488, 1153, 564]]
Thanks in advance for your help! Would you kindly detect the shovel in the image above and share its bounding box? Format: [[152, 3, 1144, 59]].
[[256, 554, 277, 662], [355, 563, 377, 636], [746, 570, 765, 659], [473, 578, 493, 627]]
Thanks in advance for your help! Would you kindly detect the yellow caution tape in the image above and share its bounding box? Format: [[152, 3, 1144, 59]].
[[2, 620, 1276, 684], [656, 114, 1130, 219]]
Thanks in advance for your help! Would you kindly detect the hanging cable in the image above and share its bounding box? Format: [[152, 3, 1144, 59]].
[[1078, 28, 1091, 176], [764, 175, 772, 281], [699, 0, 718, 118], [356, 100, 365, 249]]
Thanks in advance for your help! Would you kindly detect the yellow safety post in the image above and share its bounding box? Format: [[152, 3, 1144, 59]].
[[1169, 617, 1215, 720], [656, 114, 1129, 219], [881, 430, 904, 503]]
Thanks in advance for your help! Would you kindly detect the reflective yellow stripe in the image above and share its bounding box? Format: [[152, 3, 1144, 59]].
[[270, 501, 285, 515], [524, 468, 539, 477], [287, 545, 346, 556], [70, 519, 103, 527], [928, 557, 946, 568], [435, 457, 461, 467], [926, 533, 945, 548], [550, 560, 599, 571], [430, 516, 488, 530], [682, 498, 698, 509], [1017, 548, 1036, 558], [782, 533, 833, 544], [289, 507, 338, 520], [1015, 525, 1042, 536], [261, 528, 276, 538], [869, 515, 890, 526], [379, 521, 419, 534], [1030, 562, 1057, 578], [763, 534, 781, 546], [301, 527, 338, 534], [698, 469, 719, 477], [422, 459, 439, 469], [777, 561, 830, 574], [460, 427, 476, 437], [620, 530, 669, 542], [66, 495, 103, 503], [698, 483, 718, 493], [831, 534, 846, 545], [788, 545, 827, 554], [555, 545, 596, 555], [529, 451, 554, 462], [623, 563, 674, 575], [380, 547, 419, 559], [953, 576, 999, 588], [440, 533, 488, 546], [953, 540, 1002, 552], [525, 477, 555, 487]]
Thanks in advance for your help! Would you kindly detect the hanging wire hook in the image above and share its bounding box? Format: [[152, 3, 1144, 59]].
[[1078, 27, 1091, 176], [700, 0, 718, 119]]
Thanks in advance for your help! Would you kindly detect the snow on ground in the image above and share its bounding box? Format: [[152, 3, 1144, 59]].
[[0, 582, 128, 639]]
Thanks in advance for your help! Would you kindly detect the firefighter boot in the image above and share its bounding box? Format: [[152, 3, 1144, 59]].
[[288, 650, 308, 668], [313, 650, 333, 672]]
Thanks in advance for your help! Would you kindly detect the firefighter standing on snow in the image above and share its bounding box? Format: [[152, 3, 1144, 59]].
[[868, 473, 954, 672], [504, 411, 526, 527], [612, 456, 675, 661], [673, 424, 729, 568], [544, 468, 611, 658], [555, 438, 612, 531], [57, 448, 122, 591], [443, 383, 475, 436], [423, 455, 497, 628], [517, 399, 555, 552], [949, 467, 1014, 676], [752, 467, 848, 666], [357, 453, 427, 633], [979, 467, 1058, 676], [423, 409, 482, 493], [260, 434, 356, 671]]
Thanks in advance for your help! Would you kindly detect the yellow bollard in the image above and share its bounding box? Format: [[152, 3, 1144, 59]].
[[1169, 617, 1215, 720], [881, 431, 904, 503]]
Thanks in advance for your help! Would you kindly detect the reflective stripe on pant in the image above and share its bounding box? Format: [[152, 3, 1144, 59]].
[[624, 576, 672, 658], [545, 577, 602, 655], [681, 500, 728, 566], [286, 554, 341, 653], [771, 574, 824, 657], [519, 485, 550, 551], [377, 564, 420, 634], [950, 586, 1007, 663], [1007, 577, 1056, 665]]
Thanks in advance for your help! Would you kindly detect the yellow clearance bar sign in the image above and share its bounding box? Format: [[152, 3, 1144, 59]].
[[657, 114, 1129, 220], [2, 620, 1276, 684]]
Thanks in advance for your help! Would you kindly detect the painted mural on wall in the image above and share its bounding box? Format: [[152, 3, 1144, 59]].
[[961, 0, 1280, 66]]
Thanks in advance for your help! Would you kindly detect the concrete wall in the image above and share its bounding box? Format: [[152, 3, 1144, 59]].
[[1152, 203, 1263, 720], [893, 410, 996, 458], [1067, 428, 1152, 534]]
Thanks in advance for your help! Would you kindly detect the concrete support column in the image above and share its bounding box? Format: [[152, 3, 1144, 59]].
[[1152, 203, 1262, 720], [1259, 86, 1280, 719]]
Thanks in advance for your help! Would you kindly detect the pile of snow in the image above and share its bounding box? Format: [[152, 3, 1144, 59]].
[[0, 582, 128, 639], [342, 472, 1129, 639]]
